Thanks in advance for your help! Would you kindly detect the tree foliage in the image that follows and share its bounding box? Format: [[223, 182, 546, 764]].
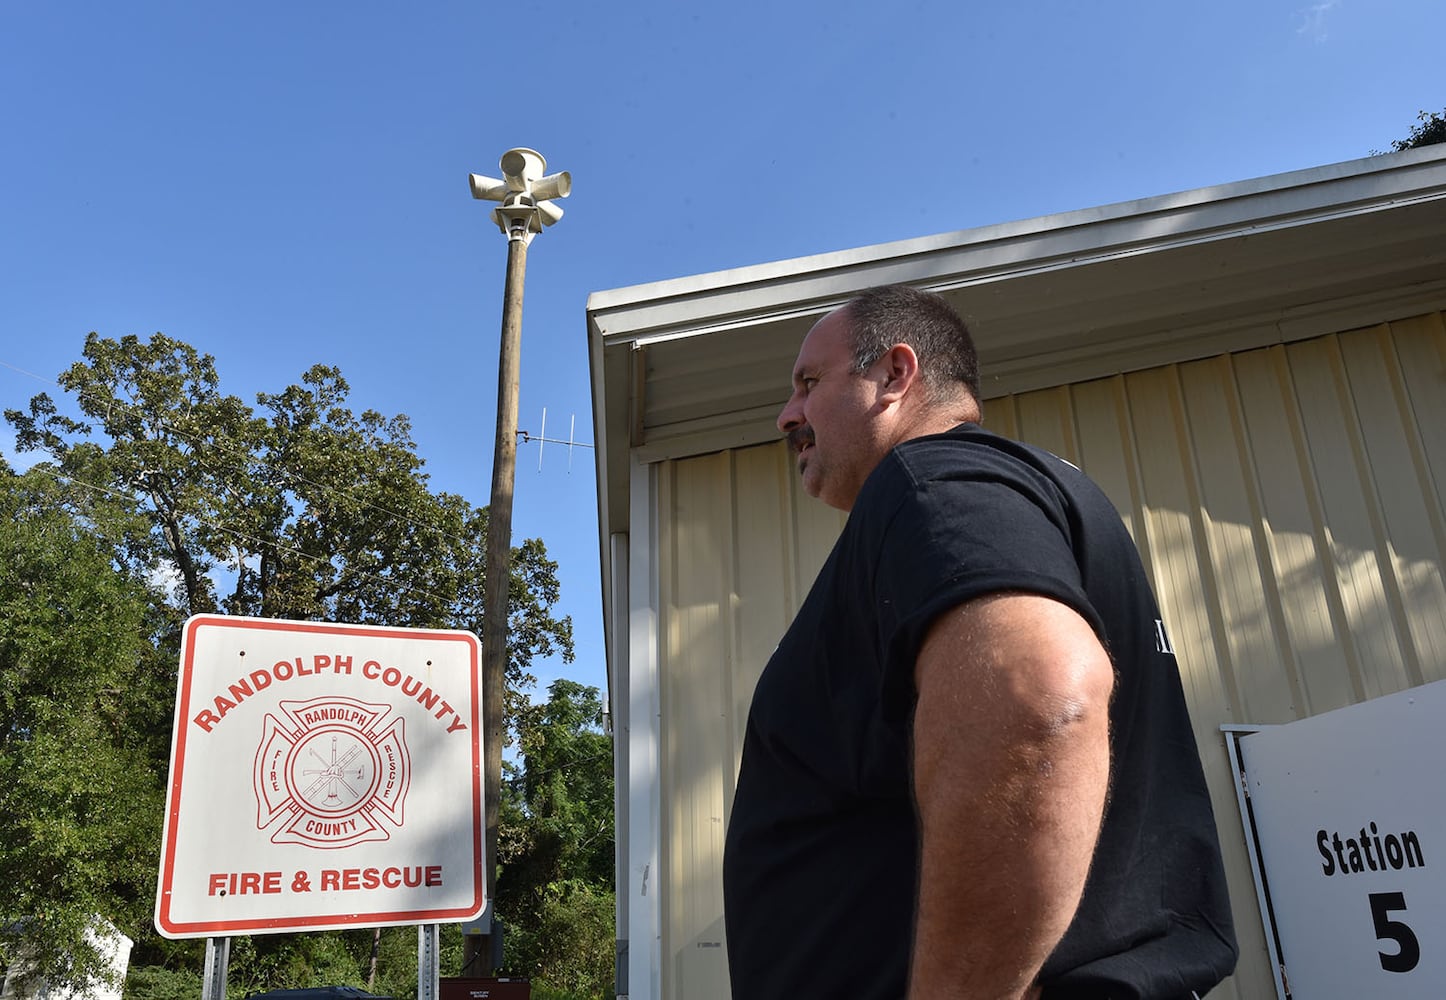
[[1378, 107, 1446, 153], [9, 334, 569, 651], [498, 680, 615, 997], [0, 462, 171, 994], [1, 332, 578, 996]]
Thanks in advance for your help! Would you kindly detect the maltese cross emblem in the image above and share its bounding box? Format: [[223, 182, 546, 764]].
[[253, 696, 410, 848]]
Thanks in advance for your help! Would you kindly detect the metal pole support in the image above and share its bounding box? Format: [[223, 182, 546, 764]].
[[202, 936, 230, 1000], [418, 924, 441, 1000]]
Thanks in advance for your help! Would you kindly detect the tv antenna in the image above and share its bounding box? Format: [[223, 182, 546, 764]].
[[516, 407, 594, 472]]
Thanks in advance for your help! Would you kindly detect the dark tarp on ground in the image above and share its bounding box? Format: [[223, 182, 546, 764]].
[[245, 989, 393, 1000]]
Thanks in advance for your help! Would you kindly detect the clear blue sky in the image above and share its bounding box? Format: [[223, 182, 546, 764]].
[[2, 0, 1441, 701]]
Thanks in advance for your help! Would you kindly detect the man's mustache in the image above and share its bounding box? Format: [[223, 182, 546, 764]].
[[787, 426, 815, 454]]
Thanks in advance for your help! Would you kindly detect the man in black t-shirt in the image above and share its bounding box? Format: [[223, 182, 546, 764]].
[[722, 285, 1236, 999]]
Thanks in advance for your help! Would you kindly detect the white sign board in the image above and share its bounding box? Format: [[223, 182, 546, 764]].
[[1238, 680, 1446, 998], [155, 615, 485, 938]]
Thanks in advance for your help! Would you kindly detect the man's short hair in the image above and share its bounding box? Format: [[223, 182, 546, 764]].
[[845, 284, 980, 401]]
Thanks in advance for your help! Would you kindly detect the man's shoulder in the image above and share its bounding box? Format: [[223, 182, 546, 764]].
[[883, 423, 1081, 497], [845, 424, 1079, 555], [872, 424, 1132, 555]]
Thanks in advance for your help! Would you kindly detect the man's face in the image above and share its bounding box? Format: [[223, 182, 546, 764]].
[[776, 308, 891, 511]]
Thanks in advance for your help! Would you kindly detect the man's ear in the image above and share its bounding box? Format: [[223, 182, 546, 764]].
[[878, 343, 921, 404]]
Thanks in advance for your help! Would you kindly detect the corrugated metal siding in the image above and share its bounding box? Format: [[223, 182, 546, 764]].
[[650, 311, 1446, 999], [655, 448, 846, 1000]]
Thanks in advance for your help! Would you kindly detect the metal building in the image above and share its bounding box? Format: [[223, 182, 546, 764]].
[[586, 143, 1446, 999]]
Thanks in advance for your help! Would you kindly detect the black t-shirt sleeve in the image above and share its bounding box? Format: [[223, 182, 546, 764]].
[[869, 446, 1109, 717]]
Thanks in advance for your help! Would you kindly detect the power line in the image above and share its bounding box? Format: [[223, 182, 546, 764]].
[[0, 360, 53, 383], [510, 749, 612, 782], [2, 355, 480, 549], [28, 464, 463, 612]]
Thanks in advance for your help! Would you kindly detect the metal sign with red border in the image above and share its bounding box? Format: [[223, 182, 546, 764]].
[[155, 615, 485, 938]]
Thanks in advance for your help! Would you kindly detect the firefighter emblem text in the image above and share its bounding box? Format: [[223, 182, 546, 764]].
[[254, 696, 411, 848]]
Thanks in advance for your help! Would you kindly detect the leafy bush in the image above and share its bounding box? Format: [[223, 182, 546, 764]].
[[508, 879, 615, 998]]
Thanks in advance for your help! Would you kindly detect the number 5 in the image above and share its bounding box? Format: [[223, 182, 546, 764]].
[[1369, 891, 1420, 973]]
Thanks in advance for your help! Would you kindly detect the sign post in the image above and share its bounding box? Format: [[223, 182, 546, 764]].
[[155, 615, 486, 942], [202, 936, 229, 1000], [419, 924, 440, 1000]]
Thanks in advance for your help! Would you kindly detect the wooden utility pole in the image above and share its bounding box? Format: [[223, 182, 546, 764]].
[[465, 147, 570, 975], [473, 232, 527, 971]]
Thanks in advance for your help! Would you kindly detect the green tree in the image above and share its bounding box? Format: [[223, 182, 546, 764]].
[[1377, 107, 1446, 152], [3, 332, 577, 996], [498, 680, 615, 998], [0, 462, 172, 995], [517, 880, 615, 1000], [7, 333, 573, 725]]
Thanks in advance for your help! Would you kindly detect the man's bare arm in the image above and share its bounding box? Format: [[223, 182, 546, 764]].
[[908, 592, 1114, 999]]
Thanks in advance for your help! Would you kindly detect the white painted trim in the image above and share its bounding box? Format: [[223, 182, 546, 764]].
[[626, 456, 661, 1000], [585, 145, 1446, 324], [609, 532, 631, 997], [587, 149, 1446, 535]]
